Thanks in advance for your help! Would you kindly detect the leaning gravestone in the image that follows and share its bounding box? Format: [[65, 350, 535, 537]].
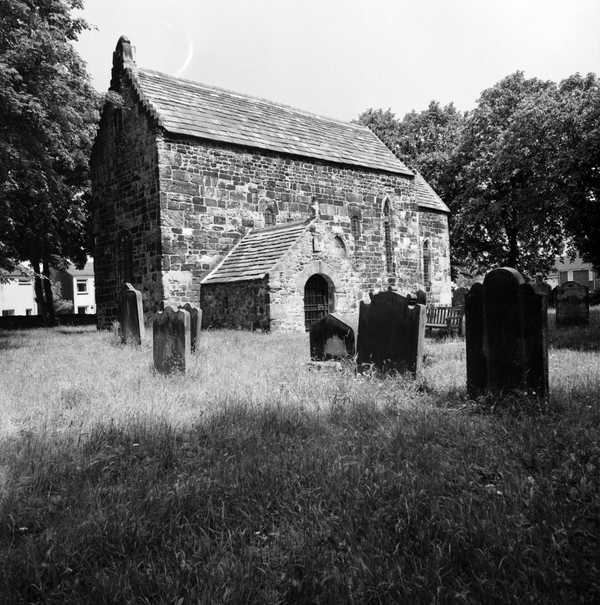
[[153, 306, 190, 374], [555, 281, 589, 327], [465, 267, 548, 398], [452, 287, 468, 308], [120, 282, 144, 345], [178, 303, 202, 352], [357, 291, 425, 375], [310, 313, 356, 361]]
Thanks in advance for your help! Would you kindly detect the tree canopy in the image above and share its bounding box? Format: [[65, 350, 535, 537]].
[[0, 0, 99, 318], [360, 71, 600, 277]]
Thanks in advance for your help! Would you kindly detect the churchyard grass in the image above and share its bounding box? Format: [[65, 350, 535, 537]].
[[0, 311, 599, 603]]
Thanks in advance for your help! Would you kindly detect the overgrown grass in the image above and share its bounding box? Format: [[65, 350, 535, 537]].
[[0, 319, 598, 604]]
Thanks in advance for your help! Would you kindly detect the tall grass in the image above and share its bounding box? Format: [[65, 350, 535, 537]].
[[0, 320, 598, 603]]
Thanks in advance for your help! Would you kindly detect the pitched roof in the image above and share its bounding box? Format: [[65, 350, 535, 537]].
[[130, 68, 412, 176], [413, 171, 450, 213], [67, 260, 94, 277], [202, 220, 310, 284]]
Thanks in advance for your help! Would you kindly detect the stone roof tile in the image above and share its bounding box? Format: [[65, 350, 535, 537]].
[[132, 68, 412, 176], [413, 171, 450, 213], [201, 220, 310, 284]]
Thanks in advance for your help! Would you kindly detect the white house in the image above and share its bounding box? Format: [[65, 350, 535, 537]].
[[51, 259, 96, 314], [0, 266, 37, 316]]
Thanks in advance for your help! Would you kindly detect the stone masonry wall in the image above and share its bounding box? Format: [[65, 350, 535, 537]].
[[156, 135, 427, 309], [419, 210, 452, 305], [200, 278, 270, 330], [268, 224, 359, 331], [91, 80, 163, 328]]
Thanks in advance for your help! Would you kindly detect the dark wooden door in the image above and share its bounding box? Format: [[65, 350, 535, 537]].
[[304, 274, 330, 331]]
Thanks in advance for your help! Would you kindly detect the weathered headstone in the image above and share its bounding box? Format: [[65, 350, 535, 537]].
[[357, 291, 425, 375], [119, 282, 144, 345], [178, 303, 202, 352], [465, 267, 548, 398], [309, 313, 356, 361], [153, 306, 190, 374], [555, 281, 589, 326], [452, 287, 468, 308]]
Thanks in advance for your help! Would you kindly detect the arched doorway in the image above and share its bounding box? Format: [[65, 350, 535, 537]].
[[304, 274, 334, 331]]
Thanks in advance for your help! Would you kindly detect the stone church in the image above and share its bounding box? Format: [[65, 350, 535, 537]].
[[91, 37, 451, 331]]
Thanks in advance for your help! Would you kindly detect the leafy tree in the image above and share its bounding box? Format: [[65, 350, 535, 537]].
[[0, 0, 98, 322], [450, 72, 568, 275], [553, 73, 600, 270], [358, 102, 464, 196]]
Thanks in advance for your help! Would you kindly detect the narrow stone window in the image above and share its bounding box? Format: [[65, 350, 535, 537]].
[[423, 240, 432, 293], [264, 207, 276, 227], [383, 199, 393, 273], [351, 215, 361, 239]]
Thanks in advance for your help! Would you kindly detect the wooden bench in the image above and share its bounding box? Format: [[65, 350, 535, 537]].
[[426, 305, 465, 336]]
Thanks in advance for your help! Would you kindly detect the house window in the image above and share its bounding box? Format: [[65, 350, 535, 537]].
[[351, 215, 361, 239], [25, 309, 32, 316], [383, 199, 393, 273], [559, 271, 569, 284], [77, 306, 87, 314], [264, 208, 276, 227], [2, 309, 15, 316], [423, 240, 432, 293], [76, 279, 88, 294]]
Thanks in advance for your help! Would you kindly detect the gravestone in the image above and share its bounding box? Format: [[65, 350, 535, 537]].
[[465, 267, 548, 398], [119, 282, 144, 345], [179, 303, 202, 352], [309, 313, 356, 361], [452, 287, 468, 308], [555, 281, 589, 326], [356, 291, 425, 375], [153, 306, 190, 374]]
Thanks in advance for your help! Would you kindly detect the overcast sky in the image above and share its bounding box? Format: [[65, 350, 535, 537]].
[[76, 0, 600, 122]]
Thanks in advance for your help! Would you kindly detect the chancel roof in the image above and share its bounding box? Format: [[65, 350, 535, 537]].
[[130, 68, 412, 175], [201, 220, 310, 284], [413, 171, 450, 213]]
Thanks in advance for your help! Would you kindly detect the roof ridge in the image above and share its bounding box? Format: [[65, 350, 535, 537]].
[[137, 67, 371, 132]]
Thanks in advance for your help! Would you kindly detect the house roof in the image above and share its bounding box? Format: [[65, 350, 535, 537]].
[[202, 220, 310, 284], [413, 171, 450, 213], [67, 260, 94, 277], [129, 67, 412, 176]]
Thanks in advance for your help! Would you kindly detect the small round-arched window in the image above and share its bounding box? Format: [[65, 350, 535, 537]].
[[351, 215, 361, 239]]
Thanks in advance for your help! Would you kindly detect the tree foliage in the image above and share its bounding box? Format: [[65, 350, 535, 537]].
[[0, 0, 98, 321], [359, 72, 600, 276]]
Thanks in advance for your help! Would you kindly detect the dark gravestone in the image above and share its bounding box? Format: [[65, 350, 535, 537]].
[[179, 303, 202, 352], [119, 282, 144, 345], [555, 281, 589, 326], [309, 313, 355, 361], [415, 289, 427, 305], [357, 290, 425, 375], [452, 287, 468, 308], [465, 268, 548, 398], [153, 306, 190, 374]]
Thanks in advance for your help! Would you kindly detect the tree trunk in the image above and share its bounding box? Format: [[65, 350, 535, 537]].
[[506, 227, 519, 269], [42, 257, 56, 325], [30, 259, 50, 323]]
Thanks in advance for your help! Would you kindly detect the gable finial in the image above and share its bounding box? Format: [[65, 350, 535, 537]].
[[110, 35, 135, 91]]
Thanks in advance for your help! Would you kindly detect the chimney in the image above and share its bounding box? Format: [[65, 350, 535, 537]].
[[110, 35, 135, 91]]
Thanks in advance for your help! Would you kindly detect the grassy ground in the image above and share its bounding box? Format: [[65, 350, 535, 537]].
[[0, 311, 599, 604]]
